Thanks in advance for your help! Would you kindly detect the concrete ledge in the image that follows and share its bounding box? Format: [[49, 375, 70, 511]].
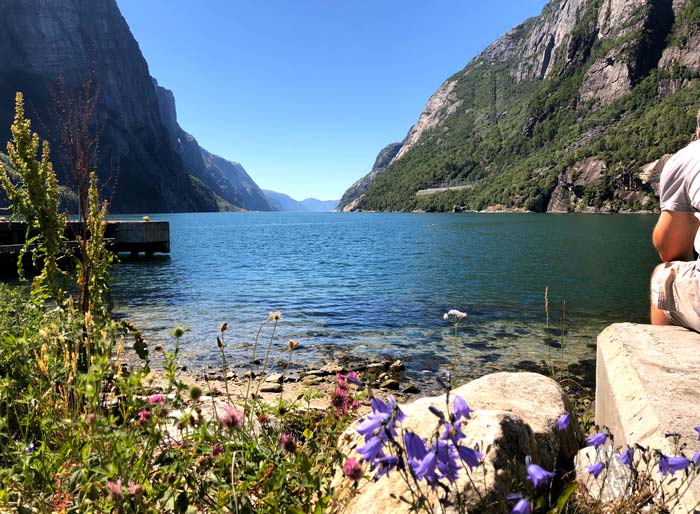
[[0, 220, 170, 258], [596, 323, 700, 512]]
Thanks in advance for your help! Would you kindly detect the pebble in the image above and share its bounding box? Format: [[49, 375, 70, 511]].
[[366, 362, 386, 371], [265, 373, 284, 383], [389, 360, 405, 371], [380, 379, 400, 390], [259, 383, 283, 393], [402, 384, 420, 394], [302, 376, 320, 386], [304, 369, 328, 377], [321, 364, 345, 374]]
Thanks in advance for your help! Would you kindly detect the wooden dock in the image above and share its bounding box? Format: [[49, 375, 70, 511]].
[[0, 219, 170, 260]]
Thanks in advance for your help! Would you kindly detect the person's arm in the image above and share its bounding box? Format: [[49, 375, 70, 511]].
[[652, 210, 699, 262]]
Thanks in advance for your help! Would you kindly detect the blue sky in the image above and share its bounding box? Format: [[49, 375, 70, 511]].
[[117, 1, 549, 201]]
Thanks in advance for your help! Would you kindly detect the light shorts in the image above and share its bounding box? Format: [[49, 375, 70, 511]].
[[651, 260, 700, 331]]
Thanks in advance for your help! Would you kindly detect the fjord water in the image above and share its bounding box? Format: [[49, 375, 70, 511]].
[[111, 212, 658, 385]]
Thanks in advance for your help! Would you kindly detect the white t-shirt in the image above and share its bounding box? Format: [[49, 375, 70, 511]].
[[660, 139, 700, 212], [660, 139, 700, 255]]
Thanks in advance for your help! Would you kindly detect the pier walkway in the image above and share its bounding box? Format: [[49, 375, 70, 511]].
[[0, 219, 169, 265]]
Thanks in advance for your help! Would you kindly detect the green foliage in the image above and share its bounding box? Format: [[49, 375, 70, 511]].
[[0, 92, 67, 301], [0, 304, 354, 513], [357, 3, 700, 213], [77, 172, 113, 326], [0, 91, 117, 370]]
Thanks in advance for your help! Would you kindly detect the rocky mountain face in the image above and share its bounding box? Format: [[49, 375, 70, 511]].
[[337, 141, 403, 212], [0, 0, 267, 213], [346, 0, 700, 213], [154, 82, 272, 212]]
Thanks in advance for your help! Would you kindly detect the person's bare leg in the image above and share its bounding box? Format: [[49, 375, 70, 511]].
[[651, 263, 673, 325]]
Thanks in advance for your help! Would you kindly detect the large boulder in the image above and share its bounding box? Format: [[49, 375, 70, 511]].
[[547, 157, 607, 213], [595, 323, 700, 512], [638, 154, 672, 197], [335, 372, 582, 513]]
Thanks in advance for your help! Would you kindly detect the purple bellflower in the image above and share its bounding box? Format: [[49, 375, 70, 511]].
[[428, 405, 446, 420], [507, 493, 531, 514], [695, 426, 700, 441], [555, 413, 570, 431], [357, 435, 384, 462], [356, 396, 405, 441], [435, 440, 461, 483], [659, 454, 691, 477], [355, 410, 391, 438], [692, 451, 700, 466], [586, 432, 608, 449], [404, 431, 428, 467], [414, 448, 439, 484], [436, 374, 451, 392], [457, 445, 483, 470], [453, 395, 473, 421], [526, 455, 554, 488], [441, 421, 466, 444], [617, 447, 634, 468], [588, 461, 605, 478], [355, 395, 408, 480], [374, 455, 399, 480]]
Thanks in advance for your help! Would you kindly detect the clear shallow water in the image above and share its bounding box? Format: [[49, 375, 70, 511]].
[[111, 212, 658, 386]]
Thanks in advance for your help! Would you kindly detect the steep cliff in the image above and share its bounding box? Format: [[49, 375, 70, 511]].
[[349, 0, 700, 213], [337, 141, 403, 211], [0, 0, 265, 213], [154, 83, 273, 212]]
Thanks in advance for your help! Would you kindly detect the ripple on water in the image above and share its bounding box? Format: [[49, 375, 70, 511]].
[[110, 212, 658, 389]]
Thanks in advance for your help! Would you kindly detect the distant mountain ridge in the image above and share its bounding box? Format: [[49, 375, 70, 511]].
[[342, 0, 700, 213], [263, 190, 338, 212], [0, 0, 269, 213]]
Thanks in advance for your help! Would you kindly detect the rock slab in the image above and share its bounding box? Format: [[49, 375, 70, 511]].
[[336, 372, 582, 514], [596, 323, 700, 512]]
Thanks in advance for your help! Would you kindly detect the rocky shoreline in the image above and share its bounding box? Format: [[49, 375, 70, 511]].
[[120, 344, 595, 419], [121, 348, 428, 411]]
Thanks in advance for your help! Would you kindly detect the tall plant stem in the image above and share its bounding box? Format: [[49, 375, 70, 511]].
[[244, 318, 269, 415], [217, 330, 232, 402], [255, 318, 279, 397]]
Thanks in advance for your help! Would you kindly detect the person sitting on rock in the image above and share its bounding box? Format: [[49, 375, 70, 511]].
[[651, 109, 700, 329]]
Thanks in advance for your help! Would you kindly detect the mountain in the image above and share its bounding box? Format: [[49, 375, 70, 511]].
[[344, 0, 700, 213], [154, 82, 273, 212], [0, 0, 268, 213], [336, 141, 403, 212], [300, 198, 338, 212], [263, 190, 307, 212], [263, 190, 339, 212]]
